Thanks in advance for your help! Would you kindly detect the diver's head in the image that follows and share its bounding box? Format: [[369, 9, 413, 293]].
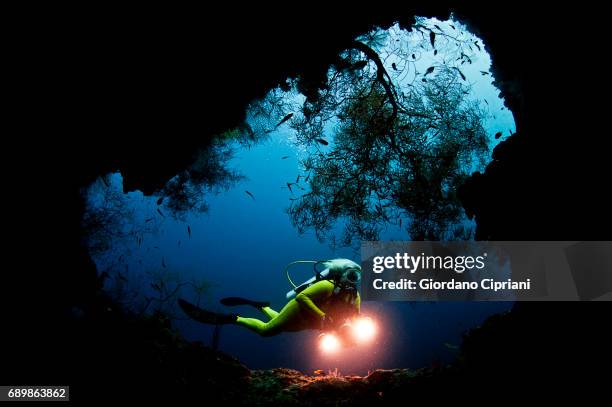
[[340, 267, 361, 286], [323, 258, 361, 287]]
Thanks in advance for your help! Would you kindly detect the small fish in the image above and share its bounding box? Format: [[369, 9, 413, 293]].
[[101, 176, 110, 188], [480, 71, 489, 76], [281, 156, 290, 159], [391, 62, 397, 71], [274, 112, 294, 129], [484, 99, 489, 105], [157, 208, 165, 217], [315, 138, 329, 146], [286, 182, 295, 193], [117, 272, 128, 282], [422, 78, 427, 82], [424, 66, 434, 76], [460, 53, 472, 64], [156, 196, 164, 205], [509, 129, 514, 136], [178, 240, 181, 247], [145, 217, 154, 223], [245, 190, 255, 200], [151, 283, 161, 291], [153, 246, 160, 249], [305, 173, 310, 182], [429, 31, 436, 48], [412, 53, 416, 59], [399, 218, 402, 228], [296, 175, 301, 183], [434, 49, 438, 56], [453, 67, 466, 81], [313, 369, 324, 375], [187, 225, 192, 239], [162, 257, 166, 268], [449, 24, 456, 30], [474, 41, 481, 51], [434, 24, 442, 31], [444, 342, 460, 351], [495, 131, 502, 139]]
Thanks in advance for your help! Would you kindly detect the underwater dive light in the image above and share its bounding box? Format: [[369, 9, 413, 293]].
[[319, 333, 341, 353], [351, 317, 377, 344], [318, 316, 377, 354]]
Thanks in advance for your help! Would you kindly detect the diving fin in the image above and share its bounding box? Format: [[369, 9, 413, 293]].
[[220, 297, 270, 309], [178, 299, 237, 324]]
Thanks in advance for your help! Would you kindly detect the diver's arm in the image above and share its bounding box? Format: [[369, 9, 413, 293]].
[[295, 280, 334, 319], [354, 293, 361, 315]]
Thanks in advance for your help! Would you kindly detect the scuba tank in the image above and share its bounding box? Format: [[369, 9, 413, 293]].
[[285, 258, 361, 300]]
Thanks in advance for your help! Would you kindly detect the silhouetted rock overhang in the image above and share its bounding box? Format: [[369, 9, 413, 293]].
[[51, 4, 538, 195]]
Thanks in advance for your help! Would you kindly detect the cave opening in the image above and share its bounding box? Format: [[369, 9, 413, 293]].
[[80, 15, 517, 373]]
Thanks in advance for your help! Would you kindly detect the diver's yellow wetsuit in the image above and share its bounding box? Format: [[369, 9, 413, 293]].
[[235, 280, 360, 337]]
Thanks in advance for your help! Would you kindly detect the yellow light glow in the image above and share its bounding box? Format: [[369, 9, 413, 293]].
[[320, 333, 341, 353], [352, 317, 377, 343]]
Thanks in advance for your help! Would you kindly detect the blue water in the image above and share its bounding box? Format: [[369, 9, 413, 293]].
[[85, 18, 515, 375]]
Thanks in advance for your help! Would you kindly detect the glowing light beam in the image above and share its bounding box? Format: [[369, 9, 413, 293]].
[[319, 333, 341, 353], [352, 317, 377, 344]]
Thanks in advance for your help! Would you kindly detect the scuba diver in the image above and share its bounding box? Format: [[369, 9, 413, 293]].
[[178, 258, 361, 337]]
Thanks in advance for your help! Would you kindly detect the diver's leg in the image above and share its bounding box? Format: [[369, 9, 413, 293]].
[[235, 316, 285, 337], [235, 317, 270, 335], [235, 300, 304, 337], [260, 306, 279, 320]]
